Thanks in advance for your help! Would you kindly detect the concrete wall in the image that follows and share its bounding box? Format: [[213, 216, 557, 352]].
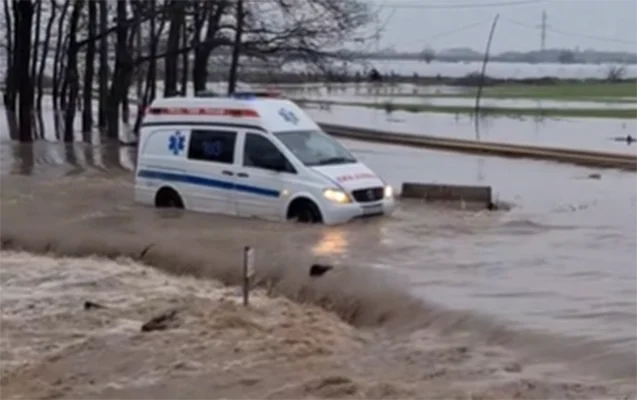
[[401, 183, 492, 204]]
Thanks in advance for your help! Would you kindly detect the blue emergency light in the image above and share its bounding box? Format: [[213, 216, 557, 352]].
[[231, 91, 282, 100]]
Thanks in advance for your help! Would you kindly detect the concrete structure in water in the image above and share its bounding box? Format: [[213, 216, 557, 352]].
[[401, 182, 493, 207]]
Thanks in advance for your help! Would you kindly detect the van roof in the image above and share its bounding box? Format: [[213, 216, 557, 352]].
[[143, 95, 319, 134]]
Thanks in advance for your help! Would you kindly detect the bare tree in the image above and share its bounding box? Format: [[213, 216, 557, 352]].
[[97, 0, 108, 129], [3, 0, 18, 140], [81, 0, 96, 138], [62, 0, 83, 142], [1, 0, 372, 143], [227, 0, 244, 95], [15, 0, 35, 142], [30, 0, 41, 137], [52, 0, 71, 139], [239, 0, 371, 70], [192, 1, 227, 93], [36, 0, 58, 137], [163, 0, 184, 97]]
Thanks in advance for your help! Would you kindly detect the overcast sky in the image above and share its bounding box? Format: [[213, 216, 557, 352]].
[[368, 0, 637, 53]]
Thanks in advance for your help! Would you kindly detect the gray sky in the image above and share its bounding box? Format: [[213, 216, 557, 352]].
[[370, 0, 637, 53]]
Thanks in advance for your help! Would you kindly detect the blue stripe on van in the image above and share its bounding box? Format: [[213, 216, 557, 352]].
[[137, 169, 280, 198]]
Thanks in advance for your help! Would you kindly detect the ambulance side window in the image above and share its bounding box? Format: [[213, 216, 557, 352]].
[[243, 133, 295, 173], [188, 130, 236, 164]]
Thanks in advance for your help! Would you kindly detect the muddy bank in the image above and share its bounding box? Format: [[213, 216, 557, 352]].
[[0, 251, 395, 399], [1, 251, 634, 400]]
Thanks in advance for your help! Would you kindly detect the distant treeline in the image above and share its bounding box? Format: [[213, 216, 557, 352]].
[[210, 72, 637, 86], [340, 49, 637, 65]]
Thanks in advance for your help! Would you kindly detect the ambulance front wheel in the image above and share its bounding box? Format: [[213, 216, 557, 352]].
[[155, 187, 184, 209], [287, 198, 323, 224]]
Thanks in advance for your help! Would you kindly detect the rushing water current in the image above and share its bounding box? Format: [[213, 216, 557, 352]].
[[1, 136, 635, 369]]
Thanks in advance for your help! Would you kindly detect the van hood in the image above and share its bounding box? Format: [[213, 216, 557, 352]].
[[311, 163, 385, 191]]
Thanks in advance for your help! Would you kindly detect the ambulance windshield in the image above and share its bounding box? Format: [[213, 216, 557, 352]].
[[274, 130, 357, 167]]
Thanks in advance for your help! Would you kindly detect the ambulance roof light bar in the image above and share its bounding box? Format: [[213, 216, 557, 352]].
[[231, 90, 283, 100]]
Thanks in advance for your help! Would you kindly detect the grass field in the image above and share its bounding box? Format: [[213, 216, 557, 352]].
[[456, 82, 636, 101], [374, 82, 637, 102], [325, 101, 637, 119]]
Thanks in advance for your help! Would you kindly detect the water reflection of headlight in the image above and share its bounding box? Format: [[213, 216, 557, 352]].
[[312, 229, 347, 256]]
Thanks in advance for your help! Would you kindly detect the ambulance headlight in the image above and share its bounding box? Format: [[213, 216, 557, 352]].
[[384, 185, 394, 198], [323, 188, 351, 204]]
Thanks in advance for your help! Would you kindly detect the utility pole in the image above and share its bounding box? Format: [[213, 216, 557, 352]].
[[374, 31, 381, 55], [539, 10, 547, 51]]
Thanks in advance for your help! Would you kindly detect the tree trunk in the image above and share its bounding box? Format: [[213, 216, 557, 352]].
[[192, 1, 226, 93], [97, 0, 108, 129], [16, 0, 34, 142], [51, 0, 71, 140], [163, 0, 183, 97], [82, 0, 96, 140], [3, 0, 18, 140], [63, 0, 84, 142], [227, 0, 244, 95], [180, 19, 189, 95], [105, 0, 129, 139], [30, 0, 41, 138], [36, 0, 57, 140], [148, 1, 157, 100]]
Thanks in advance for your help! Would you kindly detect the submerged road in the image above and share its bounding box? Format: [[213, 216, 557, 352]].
[[344, 138, 636, 354], [1, 135, 635, 370]]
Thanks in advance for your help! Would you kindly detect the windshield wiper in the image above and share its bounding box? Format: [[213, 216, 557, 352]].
[[316, 157, 355, 165]]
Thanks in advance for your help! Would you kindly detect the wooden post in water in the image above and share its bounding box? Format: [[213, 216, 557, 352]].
[[242, 246, 254, 306]]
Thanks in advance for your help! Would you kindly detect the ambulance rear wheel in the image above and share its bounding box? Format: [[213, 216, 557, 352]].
[[287, 198, 322, 224], [155, 187, 184, 209]]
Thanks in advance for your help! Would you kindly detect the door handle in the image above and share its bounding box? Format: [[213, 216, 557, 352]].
[[222, 170, 234, 176], [237, 172, 249, 178]]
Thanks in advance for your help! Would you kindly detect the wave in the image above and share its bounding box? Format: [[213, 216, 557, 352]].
[[0, 224, 419, 328], [1, 162, 635, 383], [1, 223, 635, 382]]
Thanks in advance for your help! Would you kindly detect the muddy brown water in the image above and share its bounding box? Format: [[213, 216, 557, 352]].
[[1, 137, 635, 383]]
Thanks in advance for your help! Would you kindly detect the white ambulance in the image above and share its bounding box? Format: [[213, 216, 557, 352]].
[[134, 91, 395, 225]]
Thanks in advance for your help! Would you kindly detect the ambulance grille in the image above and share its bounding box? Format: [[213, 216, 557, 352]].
[[351, 187, 384, 203]]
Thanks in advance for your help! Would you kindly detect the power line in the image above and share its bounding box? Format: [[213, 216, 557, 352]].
[[502, 16, 637, 45], [399, 19, 493, 46], [364, 0, 543, 10], [427, 20, 491, 41]]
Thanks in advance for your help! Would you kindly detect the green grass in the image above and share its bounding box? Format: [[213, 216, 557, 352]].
[[464, 82, 637, 100], [370, 82, 637, 102], [337, 101, 637, 119]]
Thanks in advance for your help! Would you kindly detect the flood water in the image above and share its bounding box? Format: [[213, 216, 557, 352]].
[[1, 133, 635, 368], [304, 105, 637, 155], [299, 93, 637, 110], [350, 139, 636, 351], [1, 86, 636, 379], [248, 82, 637, 104], [311, 60, 637, 80]]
